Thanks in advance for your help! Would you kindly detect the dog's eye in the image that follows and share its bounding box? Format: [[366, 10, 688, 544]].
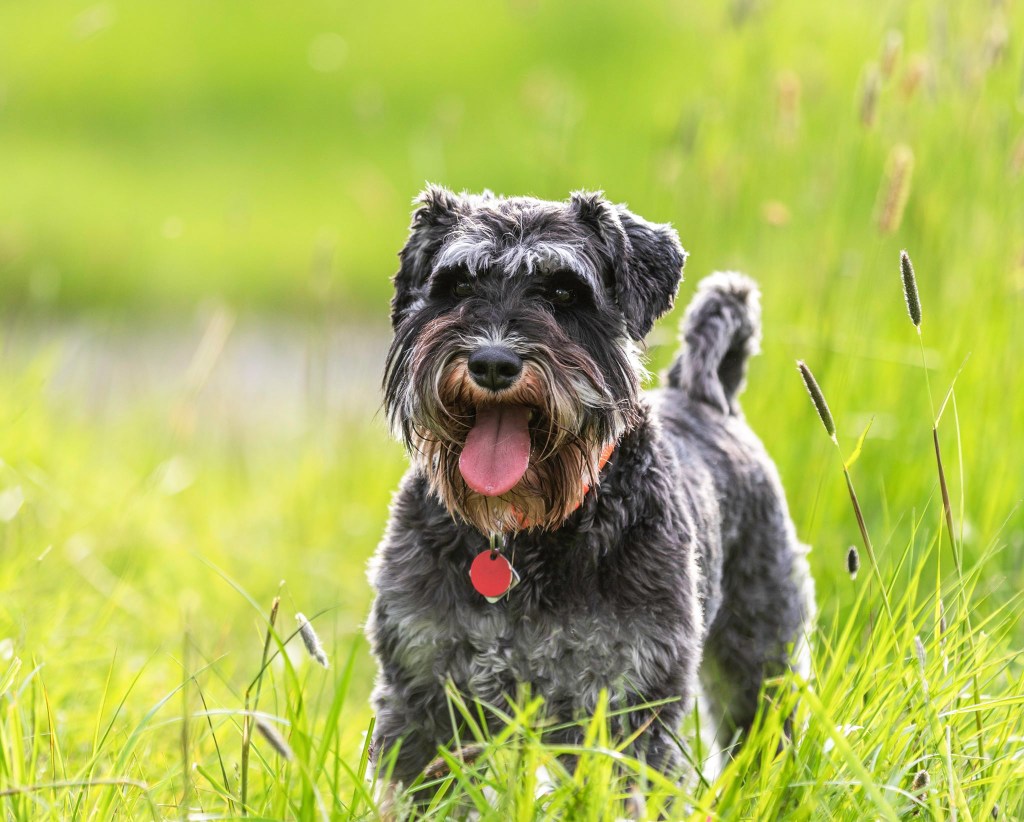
[[551, 287, 575, 305], [453, 281, 474, 299]]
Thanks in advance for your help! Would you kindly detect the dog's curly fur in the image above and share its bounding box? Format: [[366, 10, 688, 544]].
[[366, 187, 815, 786]]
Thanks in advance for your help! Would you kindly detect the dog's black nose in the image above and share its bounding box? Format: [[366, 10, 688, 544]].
[[467, 346, 523, 391]]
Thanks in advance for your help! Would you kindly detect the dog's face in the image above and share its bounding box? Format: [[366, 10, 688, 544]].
[[383, 187, 686, 534]]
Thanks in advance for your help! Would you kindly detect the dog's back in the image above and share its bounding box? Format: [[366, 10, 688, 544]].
[[654, 272, 814, 744]]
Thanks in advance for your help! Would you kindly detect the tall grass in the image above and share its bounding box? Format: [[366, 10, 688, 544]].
[[1, 265, 1022, 820], [1, 0, 1022, 818], [3, 524, 1021, 819]]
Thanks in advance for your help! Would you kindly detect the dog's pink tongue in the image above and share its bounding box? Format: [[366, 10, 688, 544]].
[[459, 405, 531, 497]]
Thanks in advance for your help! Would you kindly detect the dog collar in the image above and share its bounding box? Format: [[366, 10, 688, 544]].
[[516, 441, 616, 529], [579, 442, 617, 506], [469, 442, 616, 602]]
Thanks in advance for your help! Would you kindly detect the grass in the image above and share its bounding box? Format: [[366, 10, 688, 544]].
[[1, 0, 1023, 818], [1, 274, 1022, 820], [1, 369, 1022, 818], [1, 2, 1022, 317]]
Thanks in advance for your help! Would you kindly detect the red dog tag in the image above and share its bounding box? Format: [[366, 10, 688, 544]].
[[470, 550, 517, 601]]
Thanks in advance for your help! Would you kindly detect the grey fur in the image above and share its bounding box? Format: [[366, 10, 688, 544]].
[[389, 185, 686, 340], [368, 188, 815, 789]]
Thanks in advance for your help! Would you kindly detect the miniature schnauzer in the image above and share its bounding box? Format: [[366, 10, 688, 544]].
[[366, 187, 814, 788]]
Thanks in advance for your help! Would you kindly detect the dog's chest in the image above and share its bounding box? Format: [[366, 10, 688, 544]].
[[372, 466, 694, 714], [392, 592, 672, 710]]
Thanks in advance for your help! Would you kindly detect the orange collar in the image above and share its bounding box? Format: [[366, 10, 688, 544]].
[[581, 442, 617, 499], [514, 442, 616, 530]]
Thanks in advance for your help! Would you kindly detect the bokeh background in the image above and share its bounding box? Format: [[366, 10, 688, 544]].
[[1, 0, 1022, 812]]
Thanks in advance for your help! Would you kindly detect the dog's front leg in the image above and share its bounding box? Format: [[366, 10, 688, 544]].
[[616, 699, 689, 820], [369, 682, 452, 794], [619, 689, 689, 779]]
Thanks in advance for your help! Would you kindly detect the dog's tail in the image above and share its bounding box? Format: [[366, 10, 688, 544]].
[[664, 271, 762, 416]]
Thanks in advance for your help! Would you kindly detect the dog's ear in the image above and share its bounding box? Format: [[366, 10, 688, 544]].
[[570, 192, 687, 340], [391, 184, 466, 327], [613, 206, 687, 340]]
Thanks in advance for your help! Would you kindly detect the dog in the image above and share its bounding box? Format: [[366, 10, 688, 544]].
[[366, 187, 814, 791]]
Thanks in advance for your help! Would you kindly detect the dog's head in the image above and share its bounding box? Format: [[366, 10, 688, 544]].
[[383, 187, 686, 534]]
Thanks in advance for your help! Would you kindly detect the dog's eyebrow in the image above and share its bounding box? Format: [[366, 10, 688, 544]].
[[496, 242, 598, 282], [434, 237, 600, 288], [433, 236, 494, 277]]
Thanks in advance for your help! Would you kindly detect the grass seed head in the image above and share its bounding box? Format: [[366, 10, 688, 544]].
[[914, 634, 927, 672], [900, 250, 922, 327], [880, 30, 903, 78], [877, 144, 914, 234], [846, 545, 860, 579], [796, 361, 836, 439], [901, 55, 930, 99], [255, 718, 294, 761], [983, 19, 1009, 69], [911, 769, 930, 792], [296, 612, 330, 669], [860, 64, 881, 128], [776, 70, 801, 140]]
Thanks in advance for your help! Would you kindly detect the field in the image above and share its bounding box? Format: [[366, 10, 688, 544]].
[[1, 0, 1023, 819]]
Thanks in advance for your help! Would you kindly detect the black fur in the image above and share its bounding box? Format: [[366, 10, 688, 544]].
[[367, 188, 815, 790]]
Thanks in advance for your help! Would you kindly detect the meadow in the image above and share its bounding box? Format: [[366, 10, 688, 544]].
[[1, 0, 1023, 818]]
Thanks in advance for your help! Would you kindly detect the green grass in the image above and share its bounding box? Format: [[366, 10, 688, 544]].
[[1, 0, 1023, 818], [1, 1, 1022, 316], [1, 354, 1022, 818]]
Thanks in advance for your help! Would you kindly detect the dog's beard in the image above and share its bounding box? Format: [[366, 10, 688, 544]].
[[406, 358, 630, 534]]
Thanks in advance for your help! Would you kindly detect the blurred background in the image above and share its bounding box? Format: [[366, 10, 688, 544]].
[[0, 0, 1022, 792]]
